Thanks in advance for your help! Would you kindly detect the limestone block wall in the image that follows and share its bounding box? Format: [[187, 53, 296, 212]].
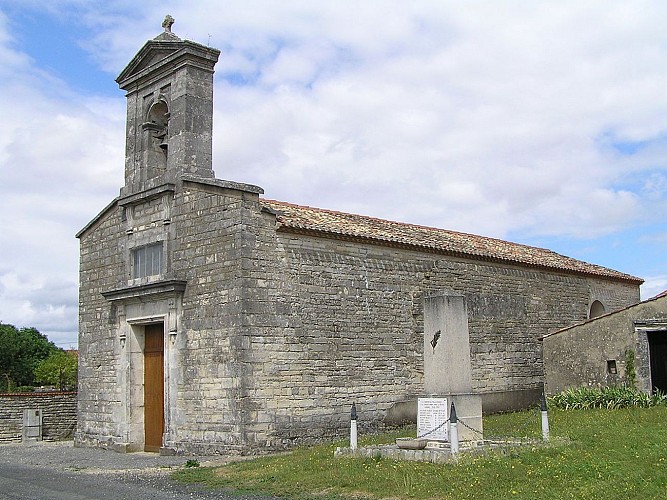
[[77, 204, 126, 447], [167, 182, 257, 452], [77, 182, 267, 453], [0, 392, 77, 443], [243, 237, 425, 447], [239, 226, 639, 447]]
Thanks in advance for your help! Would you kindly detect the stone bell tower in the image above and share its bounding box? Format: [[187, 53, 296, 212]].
[[116, 16, 220, 196]]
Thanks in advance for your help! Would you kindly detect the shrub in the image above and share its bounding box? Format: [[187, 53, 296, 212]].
[[34, 350, 78, 391], [549, 385, 667, 410]]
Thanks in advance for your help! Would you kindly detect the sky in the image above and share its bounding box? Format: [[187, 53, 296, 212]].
[[1, 0, 667, 348]]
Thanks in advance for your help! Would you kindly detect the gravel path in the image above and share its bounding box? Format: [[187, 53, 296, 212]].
[[0, 440, 279, 499], [0, 440, 236, 471]]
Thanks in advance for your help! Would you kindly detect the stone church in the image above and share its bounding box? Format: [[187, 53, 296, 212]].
[[76, 21, 642, 454]]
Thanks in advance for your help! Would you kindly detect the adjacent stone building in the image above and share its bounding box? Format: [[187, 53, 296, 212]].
[[76, 22, 643, 454], [543, 293, 667, 395]]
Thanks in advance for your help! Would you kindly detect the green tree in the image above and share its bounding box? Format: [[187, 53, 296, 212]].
[[34, 350, 78, 391], [0, 323, 59, 391]]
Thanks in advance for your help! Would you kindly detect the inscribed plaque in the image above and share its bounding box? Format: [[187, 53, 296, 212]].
[[417, 397, 449, 441]]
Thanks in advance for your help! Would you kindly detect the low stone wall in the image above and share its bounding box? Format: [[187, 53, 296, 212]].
[[0, 392, 77, 443]]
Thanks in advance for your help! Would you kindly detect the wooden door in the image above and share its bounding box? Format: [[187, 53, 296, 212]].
[[144, 323, 164, 452]]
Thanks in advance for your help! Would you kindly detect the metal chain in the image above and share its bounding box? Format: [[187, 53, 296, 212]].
[[485, 405, 543, 442], [413, 403, 544, 442], [455, 417, 484, 437], [416, 418, 450, 439], [515, 406, 542, 433], [416, 415, 484, 439]]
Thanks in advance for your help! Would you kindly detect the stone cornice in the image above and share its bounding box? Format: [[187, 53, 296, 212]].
[[102, 279, 187, 303], [181, 175, 264, 195], [117, 39, 220, 90], [118, 184, 176, 207]]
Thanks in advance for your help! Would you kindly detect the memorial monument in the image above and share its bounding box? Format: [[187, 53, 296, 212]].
[[421, 295, 483, 442]]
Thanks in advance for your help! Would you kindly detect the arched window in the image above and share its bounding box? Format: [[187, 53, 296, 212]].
[[589, 300, 606, 319]]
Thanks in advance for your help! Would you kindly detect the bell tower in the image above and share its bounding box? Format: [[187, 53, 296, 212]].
[[116, 16, 220, 196]]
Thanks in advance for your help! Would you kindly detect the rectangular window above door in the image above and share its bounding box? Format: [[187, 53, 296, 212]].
[[132, 243, 163, 278]]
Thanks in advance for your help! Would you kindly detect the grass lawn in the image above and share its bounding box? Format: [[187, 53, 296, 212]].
[[173, 406, 667, 499]]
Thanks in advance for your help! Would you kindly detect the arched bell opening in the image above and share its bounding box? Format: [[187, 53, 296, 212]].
[[141, 99, 170, 175], [147, 101, 170, 150]]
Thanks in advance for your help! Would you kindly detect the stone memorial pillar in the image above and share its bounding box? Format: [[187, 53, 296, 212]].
[[422, 295, 483, 442]]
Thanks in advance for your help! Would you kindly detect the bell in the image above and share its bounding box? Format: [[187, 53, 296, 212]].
[[156, 131, 168, 150]]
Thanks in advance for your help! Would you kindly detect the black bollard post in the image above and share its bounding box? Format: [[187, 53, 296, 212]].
[[450, 401, 459, 455], [541, 390, 550, 442], [350, 402, 358, 450]]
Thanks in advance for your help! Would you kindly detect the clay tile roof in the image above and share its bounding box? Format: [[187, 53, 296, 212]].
[[260, 199, 643, 284]]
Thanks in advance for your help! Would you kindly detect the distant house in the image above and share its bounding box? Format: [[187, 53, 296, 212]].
[[542, 293, 667, 395], [76, 22, 642, 454]]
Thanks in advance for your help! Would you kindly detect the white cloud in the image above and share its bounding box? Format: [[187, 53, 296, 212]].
[[641, 275, 667, 301], [208, 1, 667, 238], [2, 1, 667, 345], [0, 7, 124, 346]]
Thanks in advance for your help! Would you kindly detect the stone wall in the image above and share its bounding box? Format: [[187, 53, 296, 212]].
[[0, 392, 77, 443], [543, 295, 667, 394], [240, 225, 639, 447], [77, 202, 126, 447], [167, 182, 262, 452]]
